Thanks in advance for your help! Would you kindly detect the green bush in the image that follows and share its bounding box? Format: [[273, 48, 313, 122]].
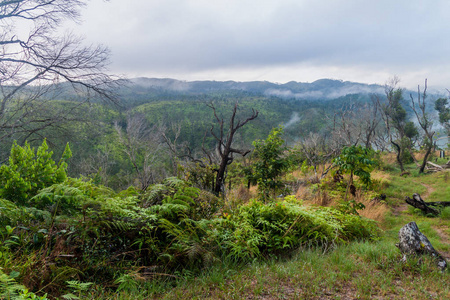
[[251, 126, 291, 201], [211, 200, 379, 261], [0, 140, 71, 205]]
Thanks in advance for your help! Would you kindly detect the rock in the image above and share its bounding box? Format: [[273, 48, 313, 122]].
[[396, 222, 447, 271]]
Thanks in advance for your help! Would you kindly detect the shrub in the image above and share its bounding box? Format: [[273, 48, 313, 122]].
[[213, 200, 379, 261], [251, 126, 291, 201], [0, 140, 71, 205]]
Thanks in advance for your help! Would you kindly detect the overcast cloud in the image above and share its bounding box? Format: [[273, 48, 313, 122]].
[[72, 0, 450, 89]]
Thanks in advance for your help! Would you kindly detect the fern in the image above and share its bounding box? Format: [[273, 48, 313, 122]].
[[0, 270, 49, 299]]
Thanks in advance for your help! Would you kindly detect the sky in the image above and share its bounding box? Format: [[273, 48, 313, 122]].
[[71, 0, 450, 90]]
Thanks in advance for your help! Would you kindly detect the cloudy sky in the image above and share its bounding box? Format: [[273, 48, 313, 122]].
[[72, 0, 450, 89]]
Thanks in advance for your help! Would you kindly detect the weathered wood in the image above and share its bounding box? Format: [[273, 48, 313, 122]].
[[404, 193, 440, 216], [426, 161, 444, 170], [396, 222, 447, 271], [425, 160, 450, 172]]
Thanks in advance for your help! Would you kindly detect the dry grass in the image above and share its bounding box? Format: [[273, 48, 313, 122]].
[[294, 171, 388, 223], [357, 195, 389, 223], [290, 169, 304, 180], [226, 184, 256, 209], [295, 184, 311, 201], [381, 152, 397, 165], [371, 170, 391, 182], [310, 190, 335, 207]]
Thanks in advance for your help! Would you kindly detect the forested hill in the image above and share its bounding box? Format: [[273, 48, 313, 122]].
[[116, 78, 387, 148], [119, 77, 385, 105]]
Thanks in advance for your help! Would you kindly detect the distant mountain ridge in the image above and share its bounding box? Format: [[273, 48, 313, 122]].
[[128, 77, 385, 100]]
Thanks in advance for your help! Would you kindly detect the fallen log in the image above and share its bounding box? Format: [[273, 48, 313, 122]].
[[404, 193, 450, 216], [426, 161, 444, 170], [396, 222, 447, 271], [425, 160, 450, 172]]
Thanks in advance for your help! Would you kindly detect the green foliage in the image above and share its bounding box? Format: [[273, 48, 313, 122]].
[[439, 207, 450, 220], [62, 281, 93, 300], [333, 145, 375, 214], [404, 121, 419, 140], [399, 137, 415, 164], [251, 126, 291, 200], [334, 145, 375, 186], [114, 271, 140, 293], [215, 200, 379, 261], [0, 270, 48, 300], [0, 140, 71, 205], [179, 162, 217, 192], [299, 160, 316, 178], [435, 97, 450, 135], [0, 138, 384, 298], [385, 88, 406, 130], [337, 199, 366, 215]]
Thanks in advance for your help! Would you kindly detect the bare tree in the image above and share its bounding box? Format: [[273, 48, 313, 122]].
[[361, 98, 382, 149], [327, 98, 381, 151], [0, 0, 117, 144], [206, 102, 258, 195], [410, 79, 435, 174], [115, 113, 164, 191], [297, 132, 336, 181], [160, 122, 184, 175], [330, 103, 363, 147]]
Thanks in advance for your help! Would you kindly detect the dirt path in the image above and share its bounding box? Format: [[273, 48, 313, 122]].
[[392, 203, 408, 216], [414, 182, 450, 259], [434, 225, 450, 260], [419, 182, 435, 199], [392, 181, 436, 216]]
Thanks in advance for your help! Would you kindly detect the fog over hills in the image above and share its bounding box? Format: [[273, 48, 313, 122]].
[[128, 77, 385, 100]]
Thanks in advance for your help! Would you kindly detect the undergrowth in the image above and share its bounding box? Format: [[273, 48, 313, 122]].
[[0, 142, 448, 299]]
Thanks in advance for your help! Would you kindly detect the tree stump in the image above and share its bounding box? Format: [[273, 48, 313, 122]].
[[396, 222, 447, 271]]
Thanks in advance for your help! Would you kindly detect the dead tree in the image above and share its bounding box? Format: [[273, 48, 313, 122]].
[[361, 99, 381, 149], [207, 102, 258, 195], [396, 222, 447, 271], [115, 113, 164, 191], [297, 132, 336, 181], [329, 100, 381, 150]]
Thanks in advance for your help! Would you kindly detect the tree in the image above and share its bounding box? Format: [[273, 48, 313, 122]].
[[329, 100, 381, 149], [410, 79, 435, 174], [206, 102, 258, 195], [333, 145, 375, 212], [296, 132, 335, 181], [435, 97, 450, 138], [251, 126, 290, 201], [115, 113, 165, 191], [377, 78, 417, 171], [0, 0, 117, 145]]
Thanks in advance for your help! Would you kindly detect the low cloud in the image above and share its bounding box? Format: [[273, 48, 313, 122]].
[[283, 112, 301, 128], [265, 89, 324, 99]]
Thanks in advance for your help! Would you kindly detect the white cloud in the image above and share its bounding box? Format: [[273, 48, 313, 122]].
[[73, 0, 450, 90]]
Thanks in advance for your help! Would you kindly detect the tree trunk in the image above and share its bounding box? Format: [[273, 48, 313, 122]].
[[396, 222, 447, 271], [419, 142, 433, 174], [404, 193, 450, 215], [391, 141, 404, 172]]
